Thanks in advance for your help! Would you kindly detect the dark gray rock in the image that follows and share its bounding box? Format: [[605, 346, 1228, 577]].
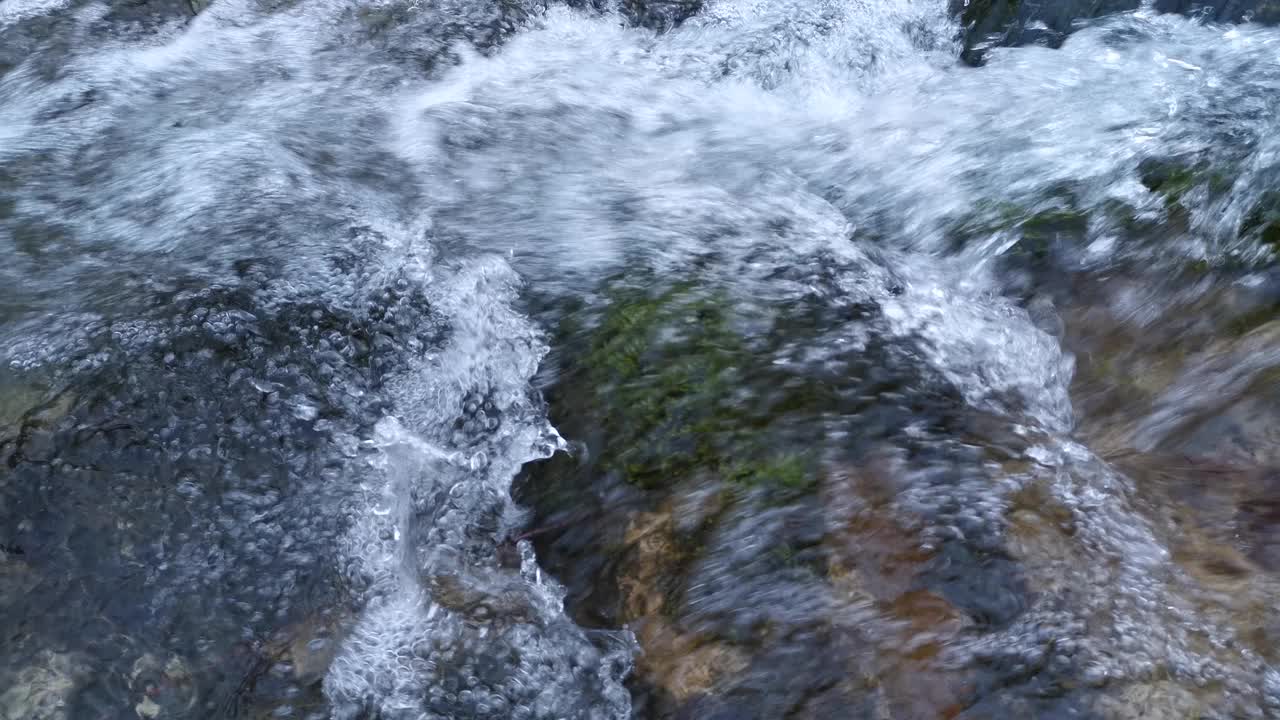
[[563, 0, 702, 31], [1153, 0, 1280, 23], [953, 0, 1280, 66], [621, 0, 702, 30], [952, 0, 1141, 65]]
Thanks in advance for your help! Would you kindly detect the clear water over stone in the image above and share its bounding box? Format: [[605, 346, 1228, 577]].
[[2, 0, 1280, 716]]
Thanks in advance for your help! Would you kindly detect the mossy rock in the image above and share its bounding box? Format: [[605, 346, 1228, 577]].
[[944, 159, 1262, 283], [946, 192, 1094, 281], [1139, 157, 1204, 202], [556, 278, 842, 497], [1018, 206, 1089, 250], [1240, 190, 1280, 253], [1225, 300, 1280, 337], [1138, 156, 1234, 208]]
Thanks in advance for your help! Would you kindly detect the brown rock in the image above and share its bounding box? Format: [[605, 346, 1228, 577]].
[[611, 493, 756, 705], [631, 616, 749, 703], [823, 462, 974, 719], [619, 508, 685, 620]]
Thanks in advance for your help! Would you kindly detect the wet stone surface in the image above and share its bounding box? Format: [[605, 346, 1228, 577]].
[[520, 272, 1040, 717], [0, 269, 441, 717], [519, 248, 1280, 718], [953, 0, 1280, 65], [952, 0, 1141, 65]]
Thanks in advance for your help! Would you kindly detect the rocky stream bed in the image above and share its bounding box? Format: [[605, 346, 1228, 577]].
[[4, 0, 1280, 718]]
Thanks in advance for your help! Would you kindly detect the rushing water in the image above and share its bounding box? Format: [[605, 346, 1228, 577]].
[[3, 0, 1280, 717]]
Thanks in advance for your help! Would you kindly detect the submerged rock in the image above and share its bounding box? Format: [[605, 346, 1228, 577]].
[[951, 0, 1141, 65], [563, 0, 703, 30], [1066, 273, 1280, 457], [522, 259, 1280, 718], [1153, 0, 1280, 24], [954, 0, 1280, 65], [621, 0, 703, 30], [1241, 190, 1280, 253], [520, 271, 1029, 717], [0, 652, 89, 720]]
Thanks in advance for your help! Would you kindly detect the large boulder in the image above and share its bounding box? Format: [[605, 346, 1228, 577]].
[[518, 271, 1001, 718]]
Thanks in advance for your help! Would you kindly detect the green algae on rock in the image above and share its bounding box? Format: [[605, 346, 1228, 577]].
[[562, 278, 828, 496], [519, 271, 1033, 717], [1240, 190, 1280, 254]]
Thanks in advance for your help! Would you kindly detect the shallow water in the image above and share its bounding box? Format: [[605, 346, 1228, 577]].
[[2, 0, 1280, 717]]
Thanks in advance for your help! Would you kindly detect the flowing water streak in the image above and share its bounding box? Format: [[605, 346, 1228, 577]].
[[324, 256, 642, 719]]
